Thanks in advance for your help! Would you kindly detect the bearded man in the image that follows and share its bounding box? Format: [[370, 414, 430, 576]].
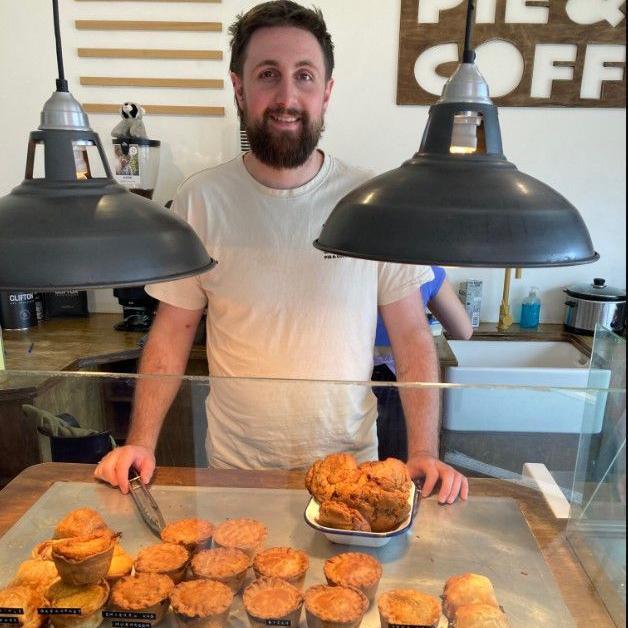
[[95, 0, 468, 505]]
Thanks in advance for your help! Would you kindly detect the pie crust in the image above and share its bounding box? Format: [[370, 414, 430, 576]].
[[453, 603, 510, 628], [11, 559, 59, 594], [191, 547, 252, 594], [304, 584, 369, 628], [253, 547, 310, 589], [324, 553, 383, 602], [213, 518, 268, 558], [0, 585, 47, 628], [378, 589, 442, 628], [171, 579, 234, 628], [443, 574, 500, 620], [134, 543, 190, 584], [110, 573, 174, 623], [53, 509, 111, 539], [160, 518, 214, 553], [305, 454, 362, 503], [243, 577, 303, 628], [52, 532, 117, 586], [31, 539, 64, 561], [317, 501, 371, 533], [46, 579, 109, 628]]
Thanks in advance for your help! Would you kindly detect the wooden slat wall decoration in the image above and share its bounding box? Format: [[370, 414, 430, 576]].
[[80, 76, 224, 88], [76, 20, 222, 31], [78, 48, 223, 60], [74, 0, 225, 117], [83, 104, 225, 116]]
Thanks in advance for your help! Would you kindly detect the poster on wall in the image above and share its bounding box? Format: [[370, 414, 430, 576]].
[[398, 0, 626, 107]]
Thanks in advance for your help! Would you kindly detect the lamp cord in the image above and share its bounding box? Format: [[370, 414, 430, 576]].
[[463, 0, 477, 63], [52, 0, 69, 92]]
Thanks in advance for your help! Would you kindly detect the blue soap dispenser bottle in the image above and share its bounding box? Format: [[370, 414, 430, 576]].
[[520, 287, 541, 329]]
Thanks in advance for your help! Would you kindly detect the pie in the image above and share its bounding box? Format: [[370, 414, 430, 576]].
[[53, 508, 111, 539], [317, 501, 371, 532], [107, 543, 134, 582], [378, 589, 442, 628], [45, 579, 109, 628], [0, 585, 46, 628], [191, 547, 252, 593], [31, 539, 64, 561], [51, 532, 117, 586], [213, 518, 268, 558], [134, 542, 190, 584], [305, 453, 362, 503], [160, 517, 214, 553], [359, 459, 412, 494], [324, 553, 383, 602], [110, 573, 174, 624], [243, 577, 303, 628], [453, 603, 511, 628], [304, 584, 369, 628], [171, 579, 234, 627], [443, 574, 500, 620], [11, 559, 59, 594], [253, 547, 310, 589]]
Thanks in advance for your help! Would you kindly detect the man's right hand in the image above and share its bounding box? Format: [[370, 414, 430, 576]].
[[94, 445, 156, 494]]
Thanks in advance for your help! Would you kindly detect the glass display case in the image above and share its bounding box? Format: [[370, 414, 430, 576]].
[[0, 360, 624, 627]]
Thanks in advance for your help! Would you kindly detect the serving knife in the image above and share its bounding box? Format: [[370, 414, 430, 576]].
[[128, 466, 166, 537]]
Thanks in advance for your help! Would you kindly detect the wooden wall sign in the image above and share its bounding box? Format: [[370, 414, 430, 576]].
[[398, 0, 626, 107]]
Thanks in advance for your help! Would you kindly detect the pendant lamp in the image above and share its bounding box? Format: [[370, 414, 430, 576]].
[[314, 0, 599, 268], [0, 0, 216, 291]]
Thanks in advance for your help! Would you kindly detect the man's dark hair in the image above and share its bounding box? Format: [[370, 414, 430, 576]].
[[229, 1, 335, 80]]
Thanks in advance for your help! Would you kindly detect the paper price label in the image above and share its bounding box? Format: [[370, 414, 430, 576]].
[[0, 610, 23, 616], [38, 609, 82, 616], [112, 621, 153, 628], [104, 612, 156, 620]]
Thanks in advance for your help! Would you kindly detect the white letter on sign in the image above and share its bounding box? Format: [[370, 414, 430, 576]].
[[418, 0, 464, 23], [505, 0, 549, 24], [414, 43, 459, 95], [531, 45, 577, 98], [581, 45, 626, 99]]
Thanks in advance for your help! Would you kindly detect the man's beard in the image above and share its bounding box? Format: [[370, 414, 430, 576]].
[[243, 106, 324, 169]]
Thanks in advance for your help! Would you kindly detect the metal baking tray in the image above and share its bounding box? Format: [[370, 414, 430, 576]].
[[0, 482, 575, 627]]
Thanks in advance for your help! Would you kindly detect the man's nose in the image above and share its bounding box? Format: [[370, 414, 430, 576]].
[[274, 78, 299, 109]]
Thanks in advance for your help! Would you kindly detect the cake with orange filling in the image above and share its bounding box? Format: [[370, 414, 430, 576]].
[[110, 573, 174, 625], [304, 585, 369, 628], [453, 603, 511, 628], [443, 574, 500, 620], [190, 547, 251, 593], [160, 518, 214, 553], [378, 589, 442, 628], [253, 547, 310, 589], [46, 579, 109, 628], [243, 577, 303, 628], [53, 508, 111, 539], [213, 518, 267, 558], [324, 553, 383, 602], [0, 585, 47, 628], [11, 559, 59, 594], [171, 579, 234, 628], [52, 532, 117, 586], [134, 542, 190, 584]]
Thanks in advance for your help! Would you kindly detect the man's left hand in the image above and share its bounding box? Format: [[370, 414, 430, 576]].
[[407, 454, 469, 504]]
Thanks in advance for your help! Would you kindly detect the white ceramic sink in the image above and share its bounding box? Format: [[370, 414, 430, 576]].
[[443, 340, 610, 434]]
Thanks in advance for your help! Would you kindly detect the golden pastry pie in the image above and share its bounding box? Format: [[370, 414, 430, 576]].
[[11, 559, 59, 594], [443, 574, 500, 620], [213, 518, 268, 558], [160, 517, 214, 553], [0, 585, 46, 628], [317, 500, 371, 532], [107, 543, 134, 582], [378, 589, 442, 628], [134, 542, 190, 584], [359, 459, 412, 495], [171, 579, 234, 628], [110, 573, 174, 624], [253, 547, 310, 590], [305, 453, 362, 503], [453, 603, 511, 628], [31, 539, 64, 561], [243, 577, 303, 628], [190, 547, 252, 594], [53, 509, 110, 539], [324, 553, 383, 602], [304, 584, 369, 628], [46, 579, 109, 628], [52, 532, 117, 586]]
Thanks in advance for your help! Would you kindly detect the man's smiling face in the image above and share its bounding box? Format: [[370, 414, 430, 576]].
[[231, 26, 334, 169]]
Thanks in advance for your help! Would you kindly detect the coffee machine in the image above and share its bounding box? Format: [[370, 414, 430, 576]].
[[113, 287, 158, 332]]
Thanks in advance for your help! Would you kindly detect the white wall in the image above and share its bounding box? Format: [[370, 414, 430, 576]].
[[1, 0, 625, 322]]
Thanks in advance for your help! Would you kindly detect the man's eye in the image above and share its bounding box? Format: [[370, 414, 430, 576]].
[[260, 70, 277, 79], [298, 72, 313, 81]]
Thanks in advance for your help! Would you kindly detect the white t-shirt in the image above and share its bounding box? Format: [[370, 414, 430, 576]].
[[146, 153, 433, 470]]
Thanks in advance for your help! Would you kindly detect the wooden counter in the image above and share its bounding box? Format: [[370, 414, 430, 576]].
[[0, 463, 614, 627]]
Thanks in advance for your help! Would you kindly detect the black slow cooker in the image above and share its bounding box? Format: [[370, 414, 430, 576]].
[[564, 278, 626, 335]]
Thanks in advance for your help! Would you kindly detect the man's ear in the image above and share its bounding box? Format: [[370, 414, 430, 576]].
[[231, 72, 245, 109], [322, 77, 335, 113]]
